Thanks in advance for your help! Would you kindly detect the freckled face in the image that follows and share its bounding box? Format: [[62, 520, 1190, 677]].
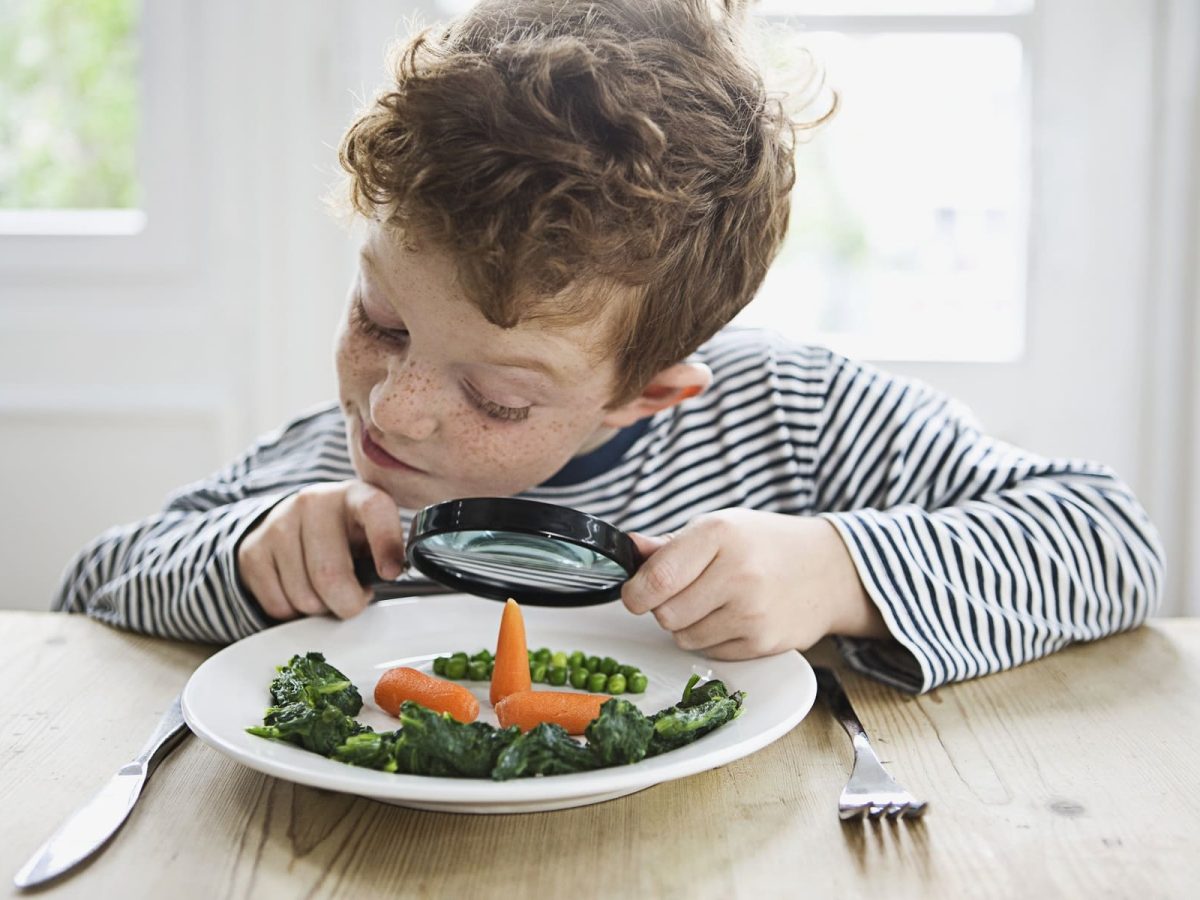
[[334, 226, 623, 510]]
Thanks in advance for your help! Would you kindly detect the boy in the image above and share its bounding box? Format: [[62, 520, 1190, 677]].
[[55, 0, 1163, 693]]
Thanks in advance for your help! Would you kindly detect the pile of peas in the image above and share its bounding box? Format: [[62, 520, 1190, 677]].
[[432, 648, 648, 694]]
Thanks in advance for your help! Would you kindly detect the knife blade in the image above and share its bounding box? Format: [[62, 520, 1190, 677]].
[[13, 693, 190, 889]]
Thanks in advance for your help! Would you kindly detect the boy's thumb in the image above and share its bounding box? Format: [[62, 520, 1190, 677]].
[[628, 530, 672, 561]]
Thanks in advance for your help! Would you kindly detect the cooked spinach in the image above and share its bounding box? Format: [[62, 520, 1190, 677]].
[[247, 700, 370, 755], [584, 698, 654, 766], [393, 701, 520, 778], [491, 723, 599, 781], [247, 652, 746, 780], [332, 730, 399, 771], [268, 652, 363, 716]]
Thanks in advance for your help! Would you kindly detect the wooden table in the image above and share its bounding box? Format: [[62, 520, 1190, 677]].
[[3, 612, 1198, 899]]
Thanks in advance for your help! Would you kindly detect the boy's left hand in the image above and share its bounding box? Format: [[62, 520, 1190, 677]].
[[620, 509, 888, 659]]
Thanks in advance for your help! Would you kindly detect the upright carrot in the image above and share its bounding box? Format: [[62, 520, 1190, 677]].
[[374, 667, 479, 723], [494, 689, 611, 734], [490, 597, 531, 705]]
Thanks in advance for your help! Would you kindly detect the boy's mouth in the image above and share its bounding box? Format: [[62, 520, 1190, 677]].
[[360, 425, 425, 473]]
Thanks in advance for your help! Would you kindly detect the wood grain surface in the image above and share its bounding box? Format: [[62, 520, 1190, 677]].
[[2, 611, 1198, 899]]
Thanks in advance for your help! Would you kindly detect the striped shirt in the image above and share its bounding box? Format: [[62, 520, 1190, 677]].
[[53, 328, 1165, 692]]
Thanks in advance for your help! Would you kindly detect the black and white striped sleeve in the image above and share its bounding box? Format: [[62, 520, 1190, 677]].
[[52, 404, 351, 643], [812, 356, 1165, 693]]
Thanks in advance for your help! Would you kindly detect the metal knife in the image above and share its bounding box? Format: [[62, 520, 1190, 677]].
[[13, 693, 190, 889]]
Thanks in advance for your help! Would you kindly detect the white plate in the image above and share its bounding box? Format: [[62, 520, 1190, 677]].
[[182, 594, 816, 813]]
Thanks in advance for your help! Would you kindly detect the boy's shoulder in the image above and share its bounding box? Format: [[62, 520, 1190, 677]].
[[693, 326, 841, 387]]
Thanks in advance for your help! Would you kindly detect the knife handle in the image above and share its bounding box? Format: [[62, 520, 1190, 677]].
[[130, 695, 190, 772]]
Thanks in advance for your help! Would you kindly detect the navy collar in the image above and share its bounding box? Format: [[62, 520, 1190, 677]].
[[540, 417, 653, 487]]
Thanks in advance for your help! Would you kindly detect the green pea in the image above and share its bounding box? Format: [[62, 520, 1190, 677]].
[[433, 656, 448, 676], [548, 665, 568, 686], [585, 655, 601, 673], [531, 662, 549, 683], [451, 651, 468, 662], [587, 671, 608, 693], [628, 672, 648, 693], [470, 649, 492, 663], [550, 651, 569, 669], [618, 664, 638, 679], [533, 647, 552, 664], [569, 667, 589, 690], [486, 661, 495, 679], [600, 656, 619, 676], [607, 673, 627, 694], [568, 651, 585, 669], [445, 657, 468, 679], [467, 660, 488, 681]]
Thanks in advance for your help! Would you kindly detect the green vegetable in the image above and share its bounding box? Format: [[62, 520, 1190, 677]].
[[585, 698, 654, 766], [585, 655, 601, 673], [587, 671, 608, 693], [618, 664, 638, 679], [393, 701, 519, 778], [451, 651, 468, 662], [607, 673, 627, 694], [568, 651, 585, 669], [267, 652, 362, 716], [432, 656, 448, 676], [599, 656, 619, 676], [569, 667, 589, 690], [467, 660, 488, 681], [332, 730, 399, 771], [647, 678, 746, 756], [531, 662, 548, 683], [548, 665, 568, 686], [628, 672, 648, 694], [550, 651, 569, 669], [491, 723, 598, 781], [445, 657, 468, 679], [247, 701, 368, 756], [533, 647, 552, 664], [470, 649, 492, 663]]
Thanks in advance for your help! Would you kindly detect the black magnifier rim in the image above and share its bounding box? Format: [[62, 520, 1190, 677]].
[[406, 497, 639, 606]]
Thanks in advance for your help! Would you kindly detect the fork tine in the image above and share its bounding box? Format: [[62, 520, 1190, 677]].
[[901, 801, 929, 819], [839, 805, 866, 821], [883, 803, 904, 820], [867, 804, 886, 820]]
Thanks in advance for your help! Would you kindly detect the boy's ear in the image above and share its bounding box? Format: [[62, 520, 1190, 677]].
[[601, 362, 713, 428]]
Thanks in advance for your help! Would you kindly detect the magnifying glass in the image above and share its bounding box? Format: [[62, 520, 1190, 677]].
[[403, 497, 641, 606]]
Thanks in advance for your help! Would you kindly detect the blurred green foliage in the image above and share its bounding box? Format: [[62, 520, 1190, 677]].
[[0, 0, 139, 209]]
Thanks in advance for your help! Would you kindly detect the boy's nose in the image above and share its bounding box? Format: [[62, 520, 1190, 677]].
[[369, 365, 439, 442]]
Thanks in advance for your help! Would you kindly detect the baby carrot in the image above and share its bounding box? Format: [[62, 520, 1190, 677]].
[[374, 667, 480, 723], [490, 597, 532, 705], [494, 689, 611, 734]]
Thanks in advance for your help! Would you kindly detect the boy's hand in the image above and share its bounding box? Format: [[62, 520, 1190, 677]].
[[620, 510, 888, 659], [237, 480, 407, 622]]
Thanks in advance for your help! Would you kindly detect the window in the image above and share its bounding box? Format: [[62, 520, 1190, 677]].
[[0, 0, 143, 234], [741, 20, 1029, 360]]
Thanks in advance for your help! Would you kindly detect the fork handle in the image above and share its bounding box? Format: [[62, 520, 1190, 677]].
[[815, 666, 878, 755]]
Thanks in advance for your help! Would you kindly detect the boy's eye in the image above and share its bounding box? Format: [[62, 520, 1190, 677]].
[[352, 297, 409, 345], [463, 381, 531, 423]]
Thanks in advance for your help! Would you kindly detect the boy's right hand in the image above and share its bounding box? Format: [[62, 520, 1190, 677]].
[[237, 480, 407, 622]]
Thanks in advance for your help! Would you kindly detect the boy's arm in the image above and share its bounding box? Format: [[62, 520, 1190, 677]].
[[52, 405, 352, 643], [812, 356, 1165, 693]]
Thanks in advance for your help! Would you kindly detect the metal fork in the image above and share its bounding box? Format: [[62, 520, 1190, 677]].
[[814, 666, 929, 821]]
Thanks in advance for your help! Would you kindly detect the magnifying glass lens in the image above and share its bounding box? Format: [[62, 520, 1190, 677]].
[[406, 498, 639, 605]]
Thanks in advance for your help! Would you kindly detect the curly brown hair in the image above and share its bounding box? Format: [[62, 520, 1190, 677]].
[[339, 0, 820, 404]]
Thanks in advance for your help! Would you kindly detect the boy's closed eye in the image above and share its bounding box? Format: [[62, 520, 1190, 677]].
[[351, 294, 533, 423]]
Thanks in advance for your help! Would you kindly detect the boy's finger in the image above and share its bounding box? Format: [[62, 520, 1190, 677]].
[[300, 512, 371, 619], [650, 577, 725, 633], [275, 535, 327, 617], [621, 525, 719, 615], [671, 603, 740, 652], [345, 482, 407, 580], [242, 551, 298, 622]]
